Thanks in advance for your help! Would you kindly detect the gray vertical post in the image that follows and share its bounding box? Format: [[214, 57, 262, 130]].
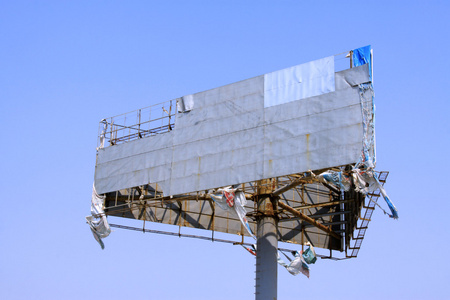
[[255, 195, 278, 300]]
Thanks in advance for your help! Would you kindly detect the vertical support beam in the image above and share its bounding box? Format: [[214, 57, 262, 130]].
[[350, 50, 353, 68], [255, 179, 278, 300]]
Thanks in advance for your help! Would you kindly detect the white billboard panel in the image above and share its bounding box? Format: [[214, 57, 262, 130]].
[[95, 60, 371, 197]]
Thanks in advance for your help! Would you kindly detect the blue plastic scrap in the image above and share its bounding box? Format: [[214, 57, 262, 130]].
[[302, 244, 317, 264], [352, 45, 372, 80], [318, 170, 351, 192], [374, 174, 399, 219]]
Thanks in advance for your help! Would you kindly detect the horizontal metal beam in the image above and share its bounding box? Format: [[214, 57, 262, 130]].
[[109, 223, 334, 257], [303, 221, 347, 228], [279, 210, 351, 222], [271, 175, 314, 197], [105, 192, 256, 203], [292, 199, 354, 210], [310, 211, 351, 218], [106, 194, 210, 202], [277, 201, 340, 239]]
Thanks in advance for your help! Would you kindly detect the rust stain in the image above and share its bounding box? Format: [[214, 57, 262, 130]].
[[306, 134, 311, 163]]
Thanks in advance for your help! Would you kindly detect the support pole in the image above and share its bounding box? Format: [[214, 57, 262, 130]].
[[255, 179, 278, 300]]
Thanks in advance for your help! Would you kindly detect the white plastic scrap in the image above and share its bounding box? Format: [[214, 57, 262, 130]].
[[97, 119, 108, 151], [317, 168, 398, 219], [210, 187, 256, 239], [86, 184, 111, 249], [289, 252, 310, 278], [277, 248, 314, 278], [360, 84, 377, 168], [352, 169, 398, 219], [242, 243, 315, 278], [317, 170, 351, 191], [177, 94, 194, 113]]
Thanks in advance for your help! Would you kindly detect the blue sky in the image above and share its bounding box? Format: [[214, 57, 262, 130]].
[[1, 1, 449, 299]]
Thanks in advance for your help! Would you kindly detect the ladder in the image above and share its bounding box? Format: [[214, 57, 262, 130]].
[[347, 171, 389, 258]]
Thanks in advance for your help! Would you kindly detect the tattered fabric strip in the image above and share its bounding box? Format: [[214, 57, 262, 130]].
[[210, 187, 256, 239], [85, 184, 111, 249]]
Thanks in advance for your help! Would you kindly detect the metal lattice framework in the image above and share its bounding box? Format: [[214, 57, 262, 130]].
[[98, 169, 388, 259]]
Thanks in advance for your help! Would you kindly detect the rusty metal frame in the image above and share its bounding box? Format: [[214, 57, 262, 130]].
[[99, 169, 389, 260]]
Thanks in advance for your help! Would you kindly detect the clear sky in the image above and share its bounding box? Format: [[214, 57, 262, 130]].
[[1, 1, 449, 299]]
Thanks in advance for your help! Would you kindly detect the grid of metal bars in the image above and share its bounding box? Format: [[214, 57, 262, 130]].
[[348, 171, 388, 257], [97, 98, 177, 148], [99, 170, 388, 260]]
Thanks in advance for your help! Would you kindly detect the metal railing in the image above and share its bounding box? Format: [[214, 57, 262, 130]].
[[97, 98, 177, 148]]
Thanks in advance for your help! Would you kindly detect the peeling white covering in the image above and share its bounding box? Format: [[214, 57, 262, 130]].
[[177, 94, 194, 112], [210, 187, 255, 239], [316, 83, 398, 219], [97, 119, 108, 151], [279, 252, 310, 278], [278, 243, 316, 278], [264, 56, 335, 108], [242, 243, 315, 277], [86, 184, 111, 249]]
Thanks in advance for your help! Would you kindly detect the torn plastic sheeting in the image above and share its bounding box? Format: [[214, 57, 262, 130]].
[[352, 170, 398, 219], [97, 119, 108, 151], [210, 186, 236, 210], [352, 45, 372, 80], [177, 94, 194, 113], [241, 244, 257, 256], [210, 188, 256, 239], [317, 170, 351, 191], [302, 242, 317, 264], [357, 83, 376, 170], [242, 244, 311, 278], [315, 77, 398, 219], [317, 167, 399, 219], [86, 215, 109, 249], [86, 184, 111, 249], [223, 189, 235, 207], [352, 169, 378, 195], [376, 177, 398, 219], [278, 251, 310, 278]]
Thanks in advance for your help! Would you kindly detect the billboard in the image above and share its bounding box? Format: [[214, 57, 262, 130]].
[[88, 46, 396, 258]]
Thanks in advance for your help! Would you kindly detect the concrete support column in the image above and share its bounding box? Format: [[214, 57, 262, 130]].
[[255, 195, 278, 300]]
